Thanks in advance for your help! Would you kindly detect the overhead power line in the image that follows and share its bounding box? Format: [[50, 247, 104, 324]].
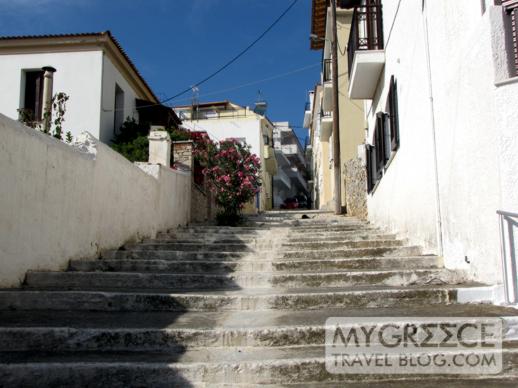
[[171, 62, 320, 105], [160, 0, 301, 104]]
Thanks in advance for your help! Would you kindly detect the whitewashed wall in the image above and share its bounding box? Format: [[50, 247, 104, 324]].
[[181, 118, 262, 157], [99, 54, 141, 143], [366, 0, 439, 252], [0, 51, 103, 140], [0, 114, 191, 288], [364, 1, 518, 285]]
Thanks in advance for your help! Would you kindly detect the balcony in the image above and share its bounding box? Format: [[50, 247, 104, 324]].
[[320, 110, 333, 141], [263, 145, 278, 175], [322, 58, 333, 111], [347, 1, 385, 100]]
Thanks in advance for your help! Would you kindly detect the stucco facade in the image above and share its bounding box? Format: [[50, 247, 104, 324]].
[[306, 6, 366, 214], [351, 0, 518, 289], [0, 32, 158, 143], [0, 113, 191, 288]]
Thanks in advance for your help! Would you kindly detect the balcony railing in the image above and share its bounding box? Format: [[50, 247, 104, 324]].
[[347, 1, 384, 79], [323, 59, 332, 82], [320, 109, 332, 118]]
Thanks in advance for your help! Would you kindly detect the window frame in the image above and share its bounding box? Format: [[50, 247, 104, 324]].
[[21, 69, 45, 122]]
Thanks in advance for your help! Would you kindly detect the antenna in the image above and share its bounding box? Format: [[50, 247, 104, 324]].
[[253, 90, 268, 116]]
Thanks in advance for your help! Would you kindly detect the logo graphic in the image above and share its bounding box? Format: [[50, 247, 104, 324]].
[[325, 317, 503, 374]]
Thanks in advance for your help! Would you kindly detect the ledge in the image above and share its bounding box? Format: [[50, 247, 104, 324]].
[[495, 76, 518, 87]]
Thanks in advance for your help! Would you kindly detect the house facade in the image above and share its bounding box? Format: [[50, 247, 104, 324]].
[[305, 1, 366, 215], [272, 122, 308, 208], [337, 0, 518, 300], [0, 31, 177, 143], [174, 101, 278, 213]]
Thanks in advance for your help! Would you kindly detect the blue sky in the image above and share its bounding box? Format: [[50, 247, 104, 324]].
[[0, 0, 321, 144]]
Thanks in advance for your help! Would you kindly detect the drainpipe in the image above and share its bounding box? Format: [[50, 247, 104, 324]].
[[41, 66, 56, 133], [422, 3, 444, 256], [331, 0, 342, 215]]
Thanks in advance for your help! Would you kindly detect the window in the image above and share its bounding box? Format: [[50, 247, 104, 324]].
[[366, 145, 376, 193], [504, 0, 518, 75], [365, 75, 400, 193], [387, 75, 400, 151], [114, 84, 124, 135], [497, 0, 518, 76], [22, 70, 44, 122]]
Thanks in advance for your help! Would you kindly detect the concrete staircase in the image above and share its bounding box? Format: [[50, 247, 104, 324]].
[[1, 211, 517, 386]]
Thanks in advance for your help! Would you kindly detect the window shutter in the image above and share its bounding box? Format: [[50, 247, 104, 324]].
[[382, 112, 391, 163], [374, 115, 384, 178], [366, 145, 373, 193], [389, 76, 400, 151]]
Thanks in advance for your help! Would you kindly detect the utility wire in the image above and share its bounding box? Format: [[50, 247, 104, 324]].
[[160, 0, 301, 104], [171, 62, 320, 105]]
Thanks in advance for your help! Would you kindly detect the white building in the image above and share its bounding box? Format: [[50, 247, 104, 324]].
[[345, 0, 518, 301], [0, 31, 178, 143], [174, 101, 278, 212], [272, 122, 308, 208]]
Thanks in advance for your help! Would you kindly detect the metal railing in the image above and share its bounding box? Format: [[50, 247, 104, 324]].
[[347, 2, 384, 79], [498, 210, 518, 304], [323, 59, 332, 82], [320, 109, 332, 118]]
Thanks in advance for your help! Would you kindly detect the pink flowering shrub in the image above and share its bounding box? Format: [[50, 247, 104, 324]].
[[203, 139, 261, 225]]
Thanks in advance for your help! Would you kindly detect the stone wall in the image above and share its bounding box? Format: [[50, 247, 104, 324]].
[[172, 140, 193, 171], [344, 157, 368, 220], [191, 183, 218, 223], [172, 140, 217, 223]]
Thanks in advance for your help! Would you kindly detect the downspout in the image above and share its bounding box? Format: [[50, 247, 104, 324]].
[[422, 1, 444, 256]]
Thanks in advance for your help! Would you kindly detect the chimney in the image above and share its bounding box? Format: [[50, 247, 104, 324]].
[[41, 66, 56, 133]]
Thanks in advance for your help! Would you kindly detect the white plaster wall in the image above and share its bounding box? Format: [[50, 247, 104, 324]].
[[425, 1, 503, 283], [364, 1, 518, 285], [366, 0, 439, 252], [0, 113, 191, 288], [181, 118, 261, 157], [495, 79, 518, 211], [99, 54, 140, 144], [0, 50, 103, 140]]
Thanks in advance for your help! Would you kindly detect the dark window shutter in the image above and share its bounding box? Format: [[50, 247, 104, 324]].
[[389, 75, 400, 151], [382, 112, 391, 163], [366, 145, 373, 193], [374, 115, 385, 178]]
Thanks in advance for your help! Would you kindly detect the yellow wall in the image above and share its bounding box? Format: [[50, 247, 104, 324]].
[[337, 9, 365, 207]]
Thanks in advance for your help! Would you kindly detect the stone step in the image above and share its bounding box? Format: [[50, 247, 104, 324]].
[[287, 233, 398, 243], [181, 224, 373, 233], [1, 346, 517, 386], [274, 256, 442, 271], [282, 245, 422, 259], [101, 250, 250, 261], [0, 285, 487, 312], [127, 239, 404, 253], [102, 245, 421, 262], [24, 269, 464, 290], [281, 239, 405, 250], [150, 232, 397, 245], [124, 242, 260, 252], [69, 255, 442, 274], [2, 304, 515, 352]]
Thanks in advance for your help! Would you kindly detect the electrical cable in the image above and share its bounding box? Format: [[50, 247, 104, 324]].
[[160, 0, 301, 104]]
